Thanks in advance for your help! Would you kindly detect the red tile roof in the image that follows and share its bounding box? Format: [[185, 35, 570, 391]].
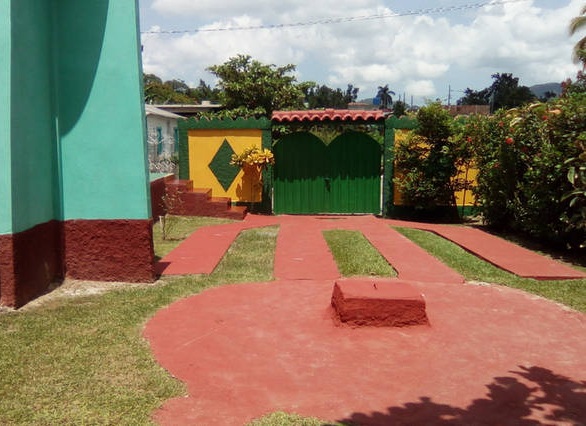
[[272, 109, 386, 123]]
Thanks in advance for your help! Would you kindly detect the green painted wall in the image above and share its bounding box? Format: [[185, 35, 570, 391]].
[[0, 0, 150, 235], [56, 0, 150, 220], [2, 1, 58, 235], [11, 1, 58, 232], [0, 2, 12, 234]]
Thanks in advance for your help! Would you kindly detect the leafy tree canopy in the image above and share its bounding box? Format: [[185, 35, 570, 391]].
[[303, 84, 359, 109], [569, 5, 586, 67], [458, 73, 536, 112], [143, 74, 221, 104], [376, 85, 395, 110], [207, 54, 306, 116]]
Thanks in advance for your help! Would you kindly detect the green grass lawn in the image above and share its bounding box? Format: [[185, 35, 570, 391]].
[[0, 217, 584, 425], [323, 229, 396, 277]]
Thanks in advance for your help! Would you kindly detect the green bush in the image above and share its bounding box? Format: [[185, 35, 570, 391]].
[[394, 102, 472, 214], [462, 94, 586, 248]]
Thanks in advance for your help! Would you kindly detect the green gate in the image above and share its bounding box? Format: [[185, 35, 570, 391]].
[[273, 131, 381, 214]]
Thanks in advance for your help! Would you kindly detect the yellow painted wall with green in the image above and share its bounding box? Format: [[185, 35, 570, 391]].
[[188, 129, 263, 202]]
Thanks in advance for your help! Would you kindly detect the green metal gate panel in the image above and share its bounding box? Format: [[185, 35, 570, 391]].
[[273, 131, 381, 214], [328, 131, 381, 214], [273, 132, 328, 214]]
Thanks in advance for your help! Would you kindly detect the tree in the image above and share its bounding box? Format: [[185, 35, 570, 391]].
[[457, 73, 535, 112], [304, 83, 360, 109], [458, 87, 490, 105], [569, 5, 586, 68], [143, 73, 197, 104], [394, 102, 471, 215], [376, 85, 395, 110], [207, 55, 305, 115], [188, 79, 221, 103], [392, 100, 407, 117], [562, 70, 586, 96]]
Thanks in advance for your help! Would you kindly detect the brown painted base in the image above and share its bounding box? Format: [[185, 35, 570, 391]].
[[0, 221, 63, 308], [63, 219, 155, 283], [331, 279, 429, 327], [0, 219, 155, 308]]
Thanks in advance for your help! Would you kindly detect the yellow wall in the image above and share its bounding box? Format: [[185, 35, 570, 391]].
[[188, 129, 263, 202]]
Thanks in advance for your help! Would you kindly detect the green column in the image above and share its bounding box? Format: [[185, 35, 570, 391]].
[[56, 0, 150, 220]]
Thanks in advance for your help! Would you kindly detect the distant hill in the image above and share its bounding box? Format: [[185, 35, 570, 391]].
[[530, 82, 562, 99]]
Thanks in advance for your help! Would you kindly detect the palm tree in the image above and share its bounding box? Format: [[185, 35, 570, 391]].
[[569, 5, 586, 68], [376, 85, 396, 110]]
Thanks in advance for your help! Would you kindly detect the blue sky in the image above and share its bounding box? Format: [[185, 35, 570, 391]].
[[139, 0, 583, 105]]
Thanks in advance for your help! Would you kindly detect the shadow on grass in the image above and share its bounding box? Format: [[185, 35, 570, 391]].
[[337, 366, 586, 426]]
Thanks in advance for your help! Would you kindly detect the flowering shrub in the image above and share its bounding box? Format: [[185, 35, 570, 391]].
[[230, 145, 275, 169], [562, 139, 586, 247], [461, 94, 586, 248]]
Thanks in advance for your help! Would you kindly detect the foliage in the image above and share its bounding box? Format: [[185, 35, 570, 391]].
[[143, 74, 221, 105], [303, 83, 359, 109], [392, 100, 407, 117], [561, 70, 586, 96], [207, 55, 305, 116], [569, 5, 586, 66], [376, 84, 395, 109], [230, 145, 275, 169], [562, 139, 586, 247], [458, 73, 536, 112], [158, 188, 185, 240], [393, 102, 472, 210], [461, 94, 586, 248]]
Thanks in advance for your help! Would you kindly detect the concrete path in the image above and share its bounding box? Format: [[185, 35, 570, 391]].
[[146, 215, 586, 425], [158, 215, 585, 281]]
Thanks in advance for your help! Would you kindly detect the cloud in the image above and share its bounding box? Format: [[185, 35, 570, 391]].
[[141, 0, 583, 102]]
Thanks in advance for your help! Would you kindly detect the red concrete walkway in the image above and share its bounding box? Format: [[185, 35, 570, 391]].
[[158, 215, 585, 281], [387, 219, 586, 280], [146, 215, 586, 425]]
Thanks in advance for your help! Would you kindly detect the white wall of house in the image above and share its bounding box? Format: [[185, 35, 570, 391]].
[[145, 105, 182, 162]]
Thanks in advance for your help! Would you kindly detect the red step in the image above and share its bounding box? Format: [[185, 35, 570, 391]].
[[163, 180, 247, 220]]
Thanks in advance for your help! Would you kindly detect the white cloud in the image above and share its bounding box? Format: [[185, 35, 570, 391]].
[[141, 0, 584, 103]]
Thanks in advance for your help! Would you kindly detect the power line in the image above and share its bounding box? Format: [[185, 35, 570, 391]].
[[141, 0, 530, 35]]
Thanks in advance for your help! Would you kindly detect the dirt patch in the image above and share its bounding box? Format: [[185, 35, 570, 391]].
[[1, 279, 166, 313]]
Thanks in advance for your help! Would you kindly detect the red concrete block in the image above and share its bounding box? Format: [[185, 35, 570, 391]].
[[331, 279, 429, 327]]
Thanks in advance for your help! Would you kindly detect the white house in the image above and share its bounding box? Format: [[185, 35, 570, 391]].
[[144, 105, 183, 169]]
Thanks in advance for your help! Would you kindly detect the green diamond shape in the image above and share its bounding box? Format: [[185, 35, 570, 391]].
[[209, 139, 240, 191]]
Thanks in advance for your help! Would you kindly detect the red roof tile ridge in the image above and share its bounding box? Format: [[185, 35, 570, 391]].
[[272, 109, 384, 122]]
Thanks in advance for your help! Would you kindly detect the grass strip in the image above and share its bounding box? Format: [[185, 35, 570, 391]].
[[323, 229, 396, 278], [248, 411, 342, 425], [394, 226, 586, 313], [0, 225, 278, 425]]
